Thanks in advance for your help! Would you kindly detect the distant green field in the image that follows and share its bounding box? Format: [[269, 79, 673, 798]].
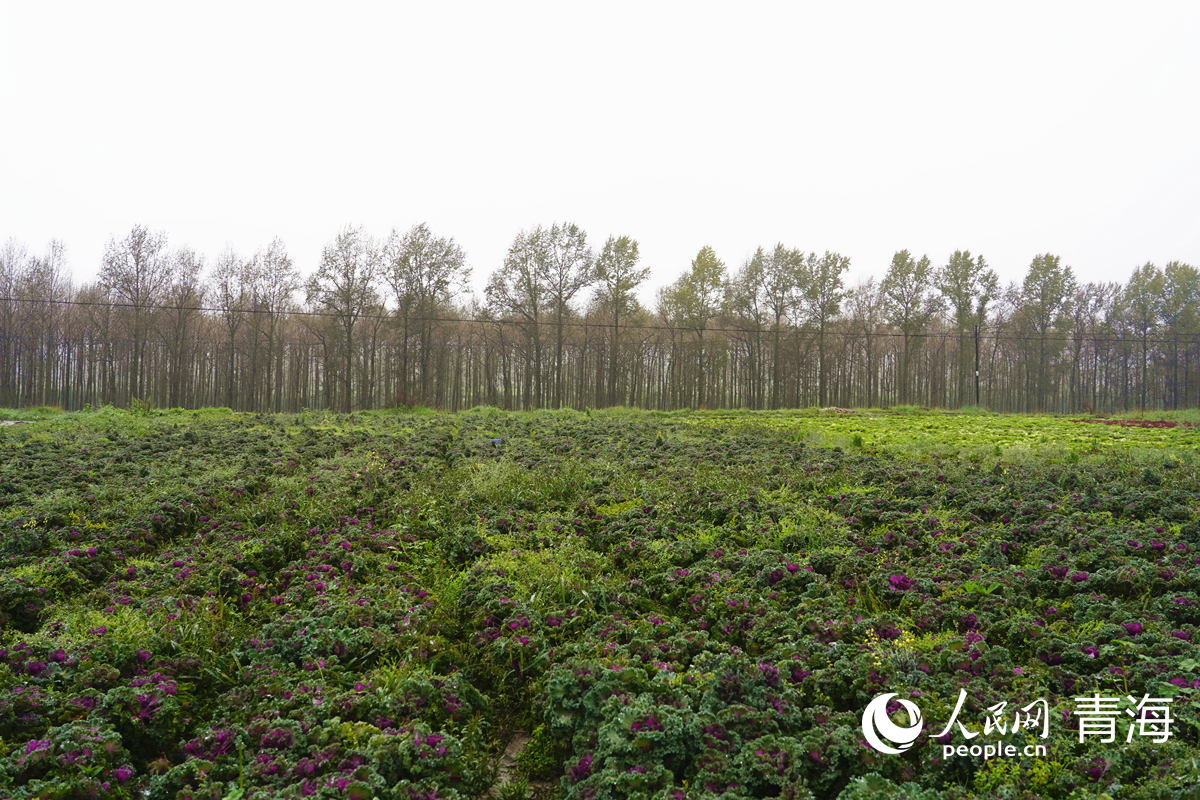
[[1, 407, 1198, 799], [681, 407, 1200, 457]]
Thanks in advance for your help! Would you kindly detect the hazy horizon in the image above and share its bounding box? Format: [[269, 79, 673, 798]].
[[3, 3, 1198, 303]]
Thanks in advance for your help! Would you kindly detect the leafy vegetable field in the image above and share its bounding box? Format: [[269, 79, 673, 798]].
[[2, 406, 1200, 800]]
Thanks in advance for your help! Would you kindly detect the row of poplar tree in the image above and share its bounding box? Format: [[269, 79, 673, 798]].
[[0, 223, 1194, 414]]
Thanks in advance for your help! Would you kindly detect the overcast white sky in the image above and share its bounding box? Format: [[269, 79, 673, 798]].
[[2, 2, 1198, 306]]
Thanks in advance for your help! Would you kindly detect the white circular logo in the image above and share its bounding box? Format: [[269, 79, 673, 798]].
[[861, 693, 924, 754]]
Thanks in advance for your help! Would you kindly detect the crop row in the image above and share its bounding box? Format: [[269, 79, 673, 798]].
[[0, 407, 1197, 799]]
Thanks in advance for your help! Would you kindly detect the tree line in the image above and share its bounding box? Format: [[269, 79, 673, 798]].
[[0, 224, 1196, 414]]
